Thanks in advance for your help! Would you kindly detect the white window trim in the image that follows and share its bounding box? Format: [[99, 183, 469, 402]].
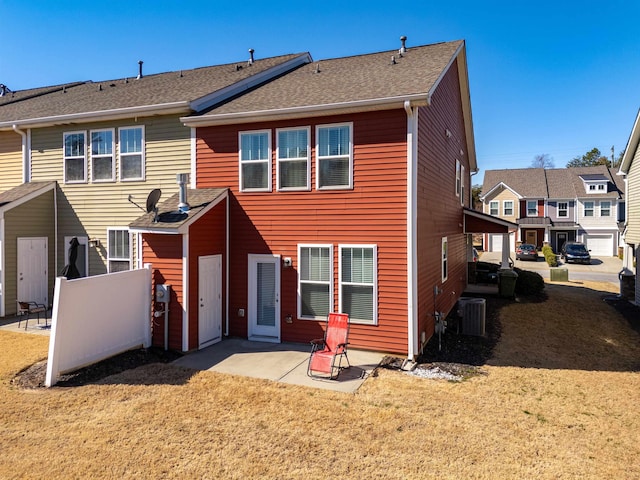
[[527, 200, 538, 217], [119, 126, 145, 182], [455, 160, 461, 197], [107, 227, 132, 272], [503, 200, 514, 216], [276, 126, 311, 192], [460, 164, 465, 205], [583, 201, 594, 217], [90, 128, 116, 183], [557, 201, 569, 218], [297, 244, 333, 320], [441, 237, 448, 283], [599, 200, 611, 217], [338, 244, 377, 325], [489, 201, 499, 216], [63, 130, 87, 184], [239, 129, 272, 193], [315, 122, 353, 191]]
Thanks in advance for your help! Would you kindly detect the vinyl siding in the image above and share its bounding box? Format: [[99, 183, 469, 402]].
[[29, 115, 191, 276], [3, 189, 55, 315], [143, 234, 184, 350], [625, 147, 640, 243], [416, 57, 469, 350], [577, 198, 619, 228], [197, 110, 409, 354], [484, 188, 518, 222], [0, 131, 23, 191]]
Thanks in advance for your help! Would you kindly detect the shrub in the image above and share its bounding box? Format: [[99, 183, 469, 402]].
[[513, 267, 545, 295], [541, 245, 558, 267]]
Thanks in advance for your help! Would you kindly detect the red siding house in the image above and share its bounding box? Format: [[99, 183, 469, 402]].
[[133, 39, 497, 359]]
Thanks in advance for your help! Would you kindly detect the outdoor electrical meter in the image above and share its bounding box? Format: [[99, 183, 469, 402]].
[[156, 284, 171, 304]]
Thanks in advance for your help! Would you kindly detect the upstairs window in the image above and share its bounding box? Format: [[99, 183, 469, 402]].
[[584, 201, 594, 217], [317, 123, 352, 189], [527, 200, 538, 217], [240, 130, 271, 192], [107, 228, 131, 272], [91, 129, 115, 182], [455, 160, 461, 197], [119, 127, 144, 181], [339, 245, 376, 324], [63, 131, 87, 183], [441, 237, 448, 282], [277, 127, 310, 191], [600, 201, 611, 217], [503, 200, 514, 216], [557, 202, 568, 218], [298, 245, 332, 319], [489, 201, 499, 216], [460, 165, 465, 205]]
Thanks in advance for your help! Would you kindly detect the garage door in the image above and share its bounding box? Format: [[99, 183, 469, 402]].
[[584, 234, 613, 257], [490, 233, 515, 253]]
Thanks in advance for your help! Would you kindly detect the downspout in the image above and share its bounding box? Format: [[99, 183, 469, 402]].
[[12, 124, 29, 183], [225, 192, 230, 337], [404, 100, 418, 360]]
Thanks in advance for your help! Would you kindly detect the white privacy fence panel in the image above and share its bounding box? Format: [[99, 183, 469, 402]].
[[45, 266, 152, 387]]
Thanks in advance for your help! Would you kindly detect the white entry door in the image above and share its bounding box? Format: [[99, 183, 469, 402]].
[[17, 237, 48, 306], [198, 255, 222, 348], [248, 254, 280, 342]]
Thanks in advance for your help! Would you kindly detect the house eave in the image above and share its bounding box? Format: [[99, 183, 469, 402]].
[[181, 94, 430, 127], [1, 102, 191, 130], [619, 107, 640, 174]]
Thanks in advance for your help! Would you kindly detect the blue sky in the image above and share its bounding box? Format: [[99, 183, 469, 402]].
[[2, 0, 639, 184]]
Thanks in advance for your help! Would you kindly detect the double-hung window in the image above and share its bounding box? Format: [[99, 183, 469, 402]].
[[489, 201, 499, 216], [107, 228, 131, 272], [503, 200, 514, 216], [298, 245, 332, 319], [460, 165, 465, 205], [339, 245, 377, 324], [441, 237, 448, 282], [119, 127, 144, 181], [557, 202, 568, 218], [455, 160, 461, 197], [600, 201, 611, 217], [527, 200, 538, 216], [317, 123, 352, 189], [240, 130, 271, 192], [91, 129, 115, 182], [277, 127, 310, 191], [584, 201, 594, 217], [64, 131, 87, 183]]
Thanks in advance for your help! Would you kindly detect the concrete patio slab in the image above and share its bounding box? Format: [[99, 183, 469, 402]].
[[173, 337, 386, 393]]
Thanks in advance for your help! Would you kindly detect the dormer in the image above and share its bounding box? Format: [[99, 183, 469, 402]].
[[579, 174, 608, 194]]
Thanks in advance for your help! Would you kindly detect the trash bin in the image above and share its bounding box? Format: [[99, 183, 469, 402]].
[[498, 268, 518, 298]]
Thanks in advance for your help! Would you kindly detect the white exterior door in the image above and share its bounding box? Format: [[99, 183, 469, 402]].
[[17, 237, 48, 306], [490, 234, 502, 252], [248, 254, 280, 342], [198, 255, 222, 348], [584, 234, 613, 256]]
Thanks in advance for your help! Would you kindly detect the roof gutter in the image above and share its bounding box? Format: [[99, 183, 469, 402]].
[[181, 93, 430, 127], [1, 102, 191, 130], [12, 124, 29, 182]]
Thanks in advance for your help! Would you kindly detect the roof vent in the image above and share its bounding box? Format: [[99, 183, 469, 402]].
[[314, 63, 321, 74], [179, 70, 183, 78], [235, 64, 243, 71], [0, 84, 10, 97], [248, 48, 255, 65], [98, 84, 103, 91], [390, 55, 397, 65], [177, 173, 190, 213], [137, 60, 143, 79], [399, 35, 407, 55], [62, 86, 66, 93]]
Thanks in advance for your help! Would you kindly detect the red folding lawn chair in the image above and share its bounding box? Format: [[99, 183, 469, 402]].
[[307, 312, 351, 380]]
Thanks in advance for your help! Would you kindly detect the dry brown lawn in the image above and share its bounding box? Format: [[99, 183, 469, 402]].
[[1, 281, 639, 479]]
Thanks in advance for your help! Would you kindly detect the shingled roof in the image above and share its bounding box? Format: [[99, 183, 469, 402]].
[[0, 181, 56, 209], [0, 53, 310, 129], [184, 40, 465, 122], [482, 168, 548, 199]]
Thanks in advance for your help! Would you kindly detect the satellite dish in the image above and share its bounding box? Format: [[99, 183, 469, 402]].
[[146, 189, 162, 222]]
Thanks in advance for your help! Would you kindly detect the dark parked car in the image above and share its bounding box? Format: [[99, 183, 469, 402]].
[[561, 242, 591, 264], [516, 243, 538, 261]]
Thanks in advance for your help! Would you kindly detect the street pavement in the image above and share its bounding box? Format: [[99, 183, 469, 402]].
[[478, 251, 624, 286]]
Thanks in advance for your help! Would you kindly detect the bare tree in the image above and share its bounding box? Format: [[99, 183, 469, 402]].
[[531, 153, 555, 169]]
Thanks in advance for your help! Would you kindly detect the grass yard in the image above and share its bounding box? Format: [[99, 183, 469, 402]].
[[1, 281, 639, 479]]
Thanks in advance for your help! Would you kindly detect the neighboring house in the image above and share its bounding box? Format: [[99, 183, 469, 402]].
[[619, 108, 640, 303], [481, 166, 624, 255], [132, 38, 513, 358], [0, 52, 311, 316]]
